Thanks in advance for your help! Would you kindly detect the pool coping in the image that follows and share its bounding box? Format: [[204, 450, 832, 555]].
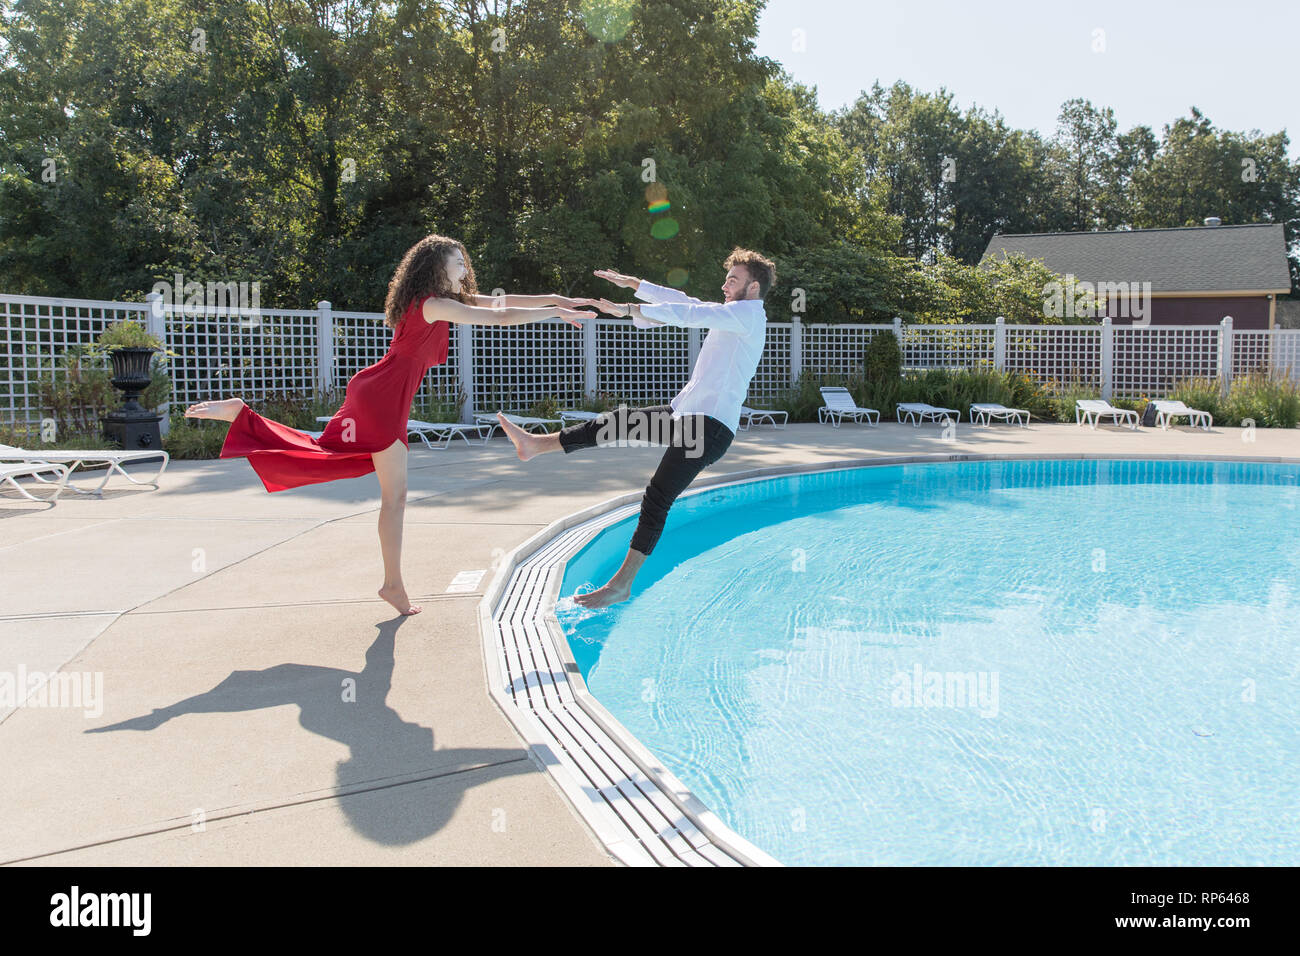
[[476, 450, 1300, 867]]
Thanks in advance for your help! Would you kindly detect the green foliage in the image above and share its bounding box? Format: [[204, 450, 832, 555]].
[[1168, 377, 1225, 425], [34, 345, 171, 434], [863, 329, 902, 382], [95, 320, 163, 351], [411, 390, 466, 425], [162, 410, 229, 460], [1225, 372, 1300, 428], [575, 391, 622, 412]]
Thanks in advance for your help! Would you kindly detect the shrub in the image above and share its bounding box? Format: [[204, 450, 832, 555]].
[[1169, 377, 1224, 425], [162, 409, 229, 459], [863, 329, 902, 383], [1226, 371, 1300, 429]]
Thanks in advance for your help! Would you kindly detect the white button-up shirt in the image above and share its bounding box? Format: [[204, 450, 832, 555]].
[[633, 281, 768, 436]]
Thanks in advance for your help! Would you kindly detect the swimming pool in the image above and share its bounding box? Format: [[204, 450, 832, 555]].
[[556, 458, 1300, 865]]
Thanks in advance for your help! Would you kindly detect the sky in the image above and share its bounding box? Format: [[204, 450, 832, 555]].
[[754, 0, 1298, 159]]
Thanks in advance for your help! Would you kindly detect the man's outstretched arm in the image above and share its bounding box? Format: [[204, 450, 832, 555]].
[[592, 298, 755, 334]]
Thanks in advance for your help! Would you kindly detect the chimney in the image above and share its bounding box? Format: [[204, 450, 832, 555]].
[[1204, 216, 1221, 227]]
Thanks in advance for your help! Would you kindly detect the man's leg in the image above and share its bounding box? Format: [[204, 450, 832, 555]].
[[574, 414, 734, 608], [496, 405, 673, 461]]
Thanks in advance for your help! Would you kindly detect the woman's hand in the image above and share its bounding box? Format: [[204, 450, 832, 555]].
[[590, 298, 632, 317]]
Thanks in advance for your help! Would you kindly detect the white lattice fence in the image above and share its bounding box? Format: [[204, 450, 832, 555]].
[[1113, 326, 1220, 397], [9, 290, 1300, 430], [472, 322, 585, 413], [1234, 329, 1300, 385], [749, 321, 792, 403], [164, 305, 318, 407], [1002, 325, 1102, 389], [800, 324, 893, 380], [903, 324, 996, 370], [1, 295, 152, 426], [594, 319, 691, 405]]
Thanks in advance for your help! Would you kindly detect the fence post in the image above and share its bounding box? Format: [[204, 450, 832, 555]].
[[458, 321, 475, 423], [146, 292, 169, 437], [1100, 316, 1113, 400], [893, 316, 903, 370], [583, 317, 598, 401], [1219, 315, 1234, 398], [790, 314, 802, 388], [993, 316, 1005, 371], [688, 326, 702, 371], [316, 300, 333, 396]]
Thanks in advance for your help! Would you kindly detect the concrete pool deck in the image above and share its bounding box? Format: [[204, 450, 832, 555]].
[[2, 420, 1298, 866]]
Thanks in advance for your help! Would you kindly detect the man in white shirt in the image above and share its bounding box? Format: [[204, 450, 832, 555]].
[[495, 248, 775, 607]]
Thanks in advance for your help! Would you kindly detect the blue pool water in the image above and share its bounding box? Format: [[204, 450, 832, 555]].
[[556, 459, 1300, 865]]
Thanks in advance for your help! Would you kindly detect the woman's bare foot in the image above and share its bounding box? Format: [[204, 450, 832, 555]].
[[184, 398, 246, 422], [496, 412, 545, 461], [378, 584, 422, 615], [573, 581, 631, 608]]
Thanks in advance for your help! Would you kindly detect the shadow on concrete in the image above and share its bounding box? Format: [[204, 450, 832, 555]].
[[86, 617, 533, 845]]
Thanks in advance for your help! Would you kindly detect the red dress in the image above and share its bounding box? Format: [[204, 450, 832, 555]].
[[220, 296, 450, 492]]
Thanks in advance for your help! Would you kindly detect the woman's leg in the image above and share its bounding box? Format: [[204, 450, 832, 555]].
[[372, 438, 422, 615], [184, 397, 246, 421]]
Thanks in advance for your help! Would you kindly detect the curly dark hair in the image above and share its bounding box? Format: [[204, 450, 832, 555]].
[[723, 248, 776, 299], [383, 234, 479, 328]]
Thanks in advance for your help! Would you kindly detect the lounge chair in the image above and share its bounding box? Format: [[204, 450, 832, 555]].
[[559, 409, 602, 426], [0, 462, 71, 502], [1149, 400, 1212, 431], [475, 412, 562, 437], [970, 403, 1029, 427], [739, 405, 788, 430], [0, 442, 168, 495], [407, 420, 493, 448], [1075, 399, 1138, 430], [314, 415, 491, 449], [817, 387, 879, 427], [896, 403, 961, 426]]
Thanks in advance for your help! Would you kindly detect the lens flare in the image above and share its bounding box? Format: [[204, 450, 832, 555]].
[[650, 217, 680, 240], [666, 268, 689, 287], [647, 199, 671, 213]]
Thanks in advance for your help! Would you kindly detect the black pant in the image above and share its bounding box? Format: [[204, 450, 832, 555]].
[[559, 404, 734, 556]]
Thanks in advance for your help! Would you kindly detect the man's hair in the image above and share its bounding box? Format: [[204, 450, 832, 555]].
[[724, 248, 776, 299]]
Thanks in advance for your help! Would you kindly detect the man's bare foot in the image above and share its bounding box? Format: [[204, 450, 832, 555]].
[[573, 581, 631, 608], [496, 412, 543, 461], [378, 584, 422, 615], [184, 398, 246, 422]]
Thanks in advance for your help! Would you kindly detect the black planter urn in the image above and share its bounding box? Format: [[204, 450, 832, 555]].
[[101, 346, 163, 451]]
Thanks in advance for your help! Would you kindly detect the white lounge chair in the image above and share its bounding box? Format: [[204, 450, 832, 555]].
[[559, 409, 602, 426], [970, 403, 1029, 427], [314, 415, 491, 449], [817, 387, 879, 427], [896, 403, 961, 426], [407, 419, 493, 448], [1149, 400, 1212, 431], [1, 462, 71, 502], [1075, 399, 1138, 430], [0, 442, 168, 495], [739, 405, 788, 430], [475, 412, 562, 437]]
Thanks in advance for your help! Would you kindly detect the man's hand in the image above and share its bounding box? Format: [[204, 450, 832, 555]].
[[594, 269, 641, 291]]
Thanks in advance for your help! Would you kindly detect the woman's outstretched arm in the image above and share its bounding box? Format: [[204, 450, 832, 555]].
[[423, 296, 592, 328], [469, 293, 582, 308]]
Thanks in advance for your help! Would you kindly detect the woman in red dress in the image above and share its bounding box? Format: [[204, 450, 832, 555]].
[[183, 235, 593, 616]]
